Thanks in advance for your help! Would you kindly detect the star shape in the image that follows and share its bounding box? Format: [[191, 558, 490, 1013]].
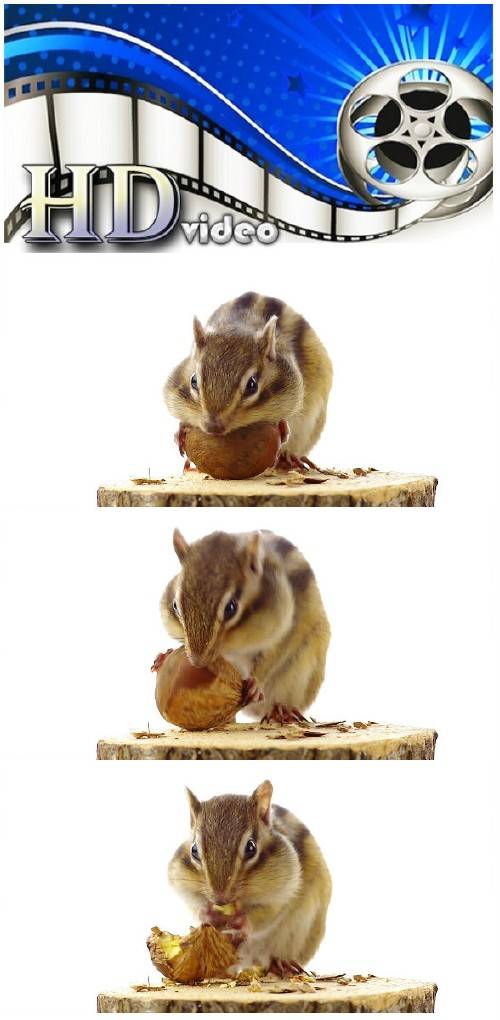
[[287, 73, 305, 95], [226, 8, 242, 29], [452, 33, 467, 50], [397, 5, 435, 38], [308, 4, 344, 22]]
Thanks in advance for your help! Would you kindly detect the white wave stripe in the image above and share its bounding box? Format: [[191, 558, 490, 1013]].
[[4, 20, 352, 193]]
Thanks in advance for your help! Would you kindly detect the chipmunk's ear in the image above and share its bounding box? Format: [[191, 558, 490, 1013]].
[[243, 531, 264, 577], [257, 315, 277, 361], [173, 528, 189, 563], [252, 780, 273, 827], [185, 787, 201, 827], [193, 316, 206, 350]]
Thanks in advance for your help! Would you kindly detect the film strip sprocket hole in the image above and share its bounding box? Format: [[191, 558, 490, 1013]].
[[4, 71, 440, 244]]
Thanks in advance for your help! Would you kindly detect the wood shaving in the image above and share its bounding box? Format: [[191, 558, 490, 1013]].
[[265, 470, 305, 486], [132, 731, 167, 740], [132, 984, 164, 992], [302, 474, 329, 485], [131, 477, 167, 485], [310, 468, 349, 479], [235, 967, 267, 985]]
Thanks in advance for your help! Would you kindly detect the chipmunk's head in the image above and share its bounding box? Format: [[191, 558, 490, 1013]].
[[172, 781, 298, 909], [186, 313, 303, 435], [160, 528, 271, 668]]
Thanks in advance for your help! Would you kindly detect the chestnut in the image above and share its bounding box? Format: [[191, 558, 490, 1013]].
[[154, 647, 244, 730], [181, 420, 288, 480]]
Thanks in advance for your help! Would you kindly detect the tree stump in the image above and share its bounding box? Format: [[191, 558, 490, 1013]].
[[97, 974, 438, 1012], [97, 469, 437, 507], [97, 722, 437, 760]]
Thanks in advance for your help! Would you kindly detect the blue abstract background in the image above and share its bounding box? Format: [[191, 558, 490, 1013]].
[[4, 4, 493, 204]]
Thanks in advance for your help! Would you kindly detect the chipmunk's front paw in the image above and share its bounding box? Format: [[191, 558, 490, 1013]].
[[202, 903, 248, 946], [174, 422, 187, 455], [261, 703, 309, 725], [275, 450, 318, 472], [242, 676, 265, 707], [269, 958, 305, 978], [150, 649, 174, 673], [174, 425, 195, 471], [277, 419, 290, 445]]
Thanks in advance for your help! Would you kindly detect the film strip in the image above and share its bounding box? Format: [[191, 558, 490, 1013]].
[[4, 71, 441, 244]]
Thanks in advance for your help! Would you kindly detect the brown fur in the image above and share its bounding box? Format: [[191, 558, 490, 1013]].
[[164, 292, 332, 457], [160, 529, 331, 716], [168, 783, 332, 970]]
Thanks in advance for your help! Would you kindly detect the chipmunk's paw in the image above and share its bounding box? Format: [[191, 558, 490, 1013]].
[[261, 703, 309, 725], [174, 423, 188, 456], [150, 649, 174, 673], [277, 419, 290, 445], [242, 676, 265, 706], [202, 904, 248, 945], [275, 450, 318, 472], [269, 958, 305, 978]]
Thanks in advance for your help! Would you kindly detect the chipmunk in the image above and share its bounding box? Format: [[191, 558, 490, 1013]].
[[164, 291, 333, 469], [168, 780, 332, 975], [159, 528, 331, 723]]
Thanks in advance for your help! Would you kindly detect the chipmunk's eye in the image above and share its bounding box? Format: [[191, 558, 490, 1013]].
[[224, 598, 238, 621], [191, 374, 198, 391], [191, 843, 201, 861], [245, 838, 257, 858], [244, 375, 258, 396], [172, 600, 178, 615]]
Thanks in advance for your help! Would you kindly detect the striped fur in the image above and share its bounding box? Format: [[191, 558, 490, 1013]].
[[164, 292, 333, 457], [160, 529, 331, 716], [168, 785, 332, 970]]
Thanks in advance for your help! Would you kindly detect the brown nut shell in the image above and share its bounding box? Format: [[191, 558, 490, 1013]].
[[155, 647, 244, 730], [183, 421, 283, 479], [147, 925, 238, 983]]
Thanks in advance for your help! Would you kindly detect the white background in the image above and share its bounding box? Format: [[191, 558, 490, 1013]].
[[0, 506, 497, 761], [1, 164, 499, 1020], [1, 762, 498, 1018], [2, 241, 497, 503]]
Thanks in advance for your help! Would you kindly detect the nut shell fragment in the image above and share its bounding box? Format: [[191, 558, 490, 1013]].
[[212, 902, 237, 917], [147, 924, 238, 983]]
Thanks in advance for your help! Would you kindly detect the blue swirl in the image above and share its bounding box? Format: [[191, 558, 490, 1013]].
[[4, 4, 493, 203]]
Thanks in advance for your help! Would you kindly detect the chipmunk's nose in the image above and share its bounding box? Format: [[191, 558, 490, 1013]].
[[203, 418, 225, 435]]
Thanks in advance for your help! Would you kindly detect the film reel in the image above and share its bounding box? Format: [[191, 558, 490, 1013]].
[[338, 60, 493, 221], [3, 59, 493, 244]]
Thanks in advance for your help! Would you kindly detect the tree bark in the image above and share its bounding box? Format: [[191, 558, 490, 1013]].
[[97, 469, 437, 507], [97, 975, 437, 1012], [97, 722, 437, 760]]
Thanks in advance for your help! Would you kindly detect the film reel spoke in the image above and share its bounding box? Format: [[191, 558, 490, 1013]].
[[338, 59, 493, 219]]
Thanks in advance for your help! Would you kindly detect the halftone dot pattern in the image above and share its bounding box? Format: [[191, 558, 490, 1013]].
[[4, 4, 493, 196]]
